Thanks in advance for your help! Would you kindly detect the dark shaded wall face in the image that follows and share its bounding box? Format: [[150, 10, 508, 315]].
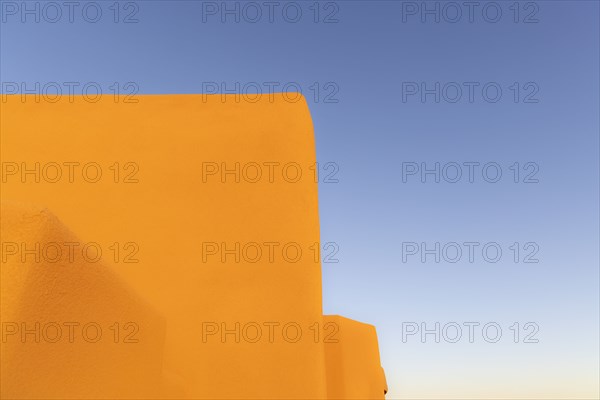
[[1, 1, 599, 398]]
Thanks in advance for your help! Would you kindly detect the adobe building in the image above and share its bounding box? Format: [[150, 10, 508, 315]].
[[1, 94, 386, 398]]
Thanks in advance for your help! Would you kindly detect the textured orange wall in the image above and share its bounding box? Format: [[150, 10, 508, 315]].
[[1, 94, 385, 399]]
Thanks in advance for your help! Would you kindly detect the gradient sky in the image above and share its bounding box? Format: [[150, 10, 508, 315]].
[[1, 1, 599, 398]]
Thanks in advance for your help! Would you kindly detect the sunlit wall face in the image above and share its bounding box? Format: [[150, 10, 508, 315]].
[[1, 1, 598, 398]]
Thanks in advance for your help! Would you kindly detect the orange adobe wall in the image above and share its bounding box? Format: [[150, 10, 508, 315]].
[[0, 94, 386, 399]]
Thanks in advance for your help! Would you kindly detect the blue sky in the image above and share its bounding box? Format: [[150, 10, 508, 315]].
[[1, 1, 599, 398]]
